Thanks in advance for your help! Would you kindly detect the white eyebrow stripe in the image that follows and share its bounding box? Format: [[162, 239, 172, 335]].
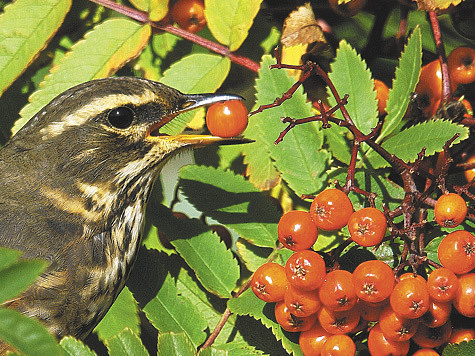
[[39, 90, 157, 139]]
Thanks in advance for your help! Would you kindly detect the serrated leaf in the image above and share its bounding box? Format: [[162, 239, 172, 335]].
[[60, 337, 97, 356], [242, 118, 281, 191], [366, 120, 469, 169], [143, 274, 208, 348], [443, 339, 475, 356], [0, 0, 72, 96], [179, 165, 279, 248], [13, 18, 151, 133], [157, 332, 196, 356], [163, 218, 239, 297], [379, 27, 422, 140], [94, 286, 139, 341], [252, 55, 330, 196], [105, 328, 148, 356], [0, 308, 64, 356], [328, 40, 378, 136], [160, 53, 231, 135], [228, 289, 303, 356], [205, 0, 263, 51], [202, 341, 266, 356], [235, 239, 272, 272], [0, 258, 47, 304], [175, 268, 243, 345]]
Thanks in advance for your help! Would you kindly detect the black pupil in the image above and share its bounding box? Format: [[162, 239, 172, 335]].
[[108, 106, 134, 129]]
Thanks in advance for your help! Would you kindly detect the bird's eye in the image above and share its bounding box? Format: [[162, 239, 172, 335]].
[[107, 106, 135, 129]]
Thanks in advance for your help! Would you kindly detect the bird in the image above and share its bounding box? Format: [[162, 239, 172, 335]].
[[0, 76, 245, 352]]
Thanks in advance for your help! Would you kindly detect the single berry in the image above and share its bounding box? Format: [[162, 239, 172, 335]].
[[171, 0, 206, 33], [309, 189, 353, 231], [278, 210, 318, 251], [251, 262, 288, 302], [206, 100, 248, 138], [434, 193, 467, 228], [348, 207, 387, 247], [437, 230, 475, 275]]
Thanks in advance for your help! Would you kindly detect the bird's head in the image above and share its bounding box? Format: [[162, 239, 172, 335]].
[[7, 77, 245, 190]]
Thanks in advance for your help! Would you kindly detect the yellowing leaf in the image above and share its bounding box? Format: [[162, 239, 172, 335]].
[[13, 18, 151, 134], [281, 3, 325, 47], [205, 0, 263, 51], [0, 0, 72, 96], [415, 0, 463, 11]]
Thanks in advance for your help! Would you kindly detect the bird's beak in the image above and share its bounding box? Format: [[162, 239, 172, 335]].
[[148, 92, 251, 147]]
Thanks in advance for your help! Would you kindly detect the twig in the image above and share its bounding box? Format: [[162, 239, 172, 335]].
[[89, 0, 260, 72]]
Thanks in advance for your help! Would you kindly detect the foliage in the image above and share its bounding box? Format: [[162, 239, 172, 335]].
[[0, 0, 474, 355]]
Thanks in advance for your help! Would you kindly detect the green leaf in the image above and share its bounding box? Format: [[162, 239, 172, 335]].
[[159, 214, 240, 298], [235, 239, 272, 272], [160, 53, 231, 135], [175, 268, 243, 345], [252, 55, 330, 196], [0, 308, 64, 356], [13, 18, 151, 133], [0, 247, 22, 271], [205, 0, 263, 51], [328, 40, 378, 136], [379, 27, 422, 140], [105, 328, 148, 356], [157, 332, 196, 356], [0, 258, 47, 304], [443, 339, 475, 356], [60, 337, 97, 356], [0, 0, 72, 96], [242, 119, 281, 191], [323, 124, 351, 165], [201, 341, 266, 356], [179, 165, 279, 248], [366, 120, 470, 169], [228, 289, 303, 356], [143, 274, 208, 348], [329, 168, 405, 211], [94, 286, 139, 341]]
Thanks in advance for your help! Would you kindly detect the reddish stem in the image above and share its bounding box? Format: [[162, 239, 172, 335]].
[[428, 11, 452, 104]]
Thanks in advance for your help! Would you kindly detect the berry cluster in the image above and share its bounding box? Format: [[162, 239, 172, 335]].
[[251, 186, 474, 355]]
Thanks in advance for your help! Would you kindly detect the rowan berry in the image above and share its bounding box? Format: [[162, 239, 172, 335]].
[[426, 267, 460, 302], [448, 47, 475, 86], [453, 273, 475, 317], [171, 0, 206, 33], [206, 100, 248, 138], [275, 300, 317, 332], [438, 230, 475, 275], [374, 79, 389, 115], [368, 323, 410, 356], [285, 250, 326, 291], [348, 207, 387, 247], [278, 210, 318, 251], [353, 259, 395, 303], [320, 334, 356, 356], [434, 193, 467, 228], [309, 189, 353, 231], [319, 269, 357, 311], [390, 274, 430, 319], [251, 262, 288, 302]]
